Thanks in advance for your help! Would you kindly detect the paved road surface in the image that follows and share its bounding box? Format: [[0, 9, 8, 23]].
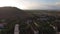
[[14, 24, 58, 34], [58, 32, 60, 34], [14, 24, 19, 34]]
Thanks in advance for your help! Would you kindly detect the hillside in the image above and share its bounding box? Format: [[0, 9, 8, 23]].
[[0, 7, 30, 21]]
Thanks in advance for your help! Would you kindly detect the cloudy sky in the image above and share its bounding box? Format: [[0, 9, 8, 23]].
[[0, 0, 60, 10]]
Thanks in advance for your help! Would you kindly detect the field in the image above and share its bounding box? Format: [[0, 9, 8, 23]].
[[24, 10, 60, 15]]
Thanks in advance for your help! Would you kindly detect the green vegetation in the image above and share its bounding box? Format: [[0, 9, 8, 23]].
[[0, 10, 59, 34], [0, 19, 16, 34]]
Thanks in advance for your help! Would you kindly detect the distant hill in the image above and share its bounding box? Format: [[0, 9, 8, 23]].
[[0, 7, 30, 20]]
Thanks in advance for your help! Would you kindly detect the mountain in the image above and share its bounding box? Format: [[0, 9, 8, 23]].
[[0, 6, 30, 21]]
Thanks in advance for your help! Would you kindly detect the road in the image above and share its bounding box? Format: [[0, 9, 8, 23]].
[[14, 24, 59, 34], [58, 32, 60, 34], [14, 24, 19, 34], [13, 24, 39, 34]]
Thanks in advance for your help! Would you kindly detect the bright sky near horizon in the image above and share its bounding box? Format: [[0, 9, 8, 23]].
[[0, 0, 60, 10]]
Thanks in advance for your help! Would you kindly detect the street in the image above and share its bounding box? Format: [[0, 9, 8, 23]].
[[14, 24, 19, 34]]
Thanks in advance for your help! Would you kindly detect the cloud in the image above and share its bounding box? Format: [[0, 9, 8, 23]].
[[18, 0, 59, 10], [24, 1, 60, 10], [55, 2, 60, 6], [12, 0, 60, 10], [0, 0, 59, 10], [20, 1, 48, 9]]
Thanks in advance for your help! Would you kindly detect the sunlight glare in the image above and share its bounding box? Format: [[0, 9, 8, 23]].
[[0, 0, 28, 9]]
